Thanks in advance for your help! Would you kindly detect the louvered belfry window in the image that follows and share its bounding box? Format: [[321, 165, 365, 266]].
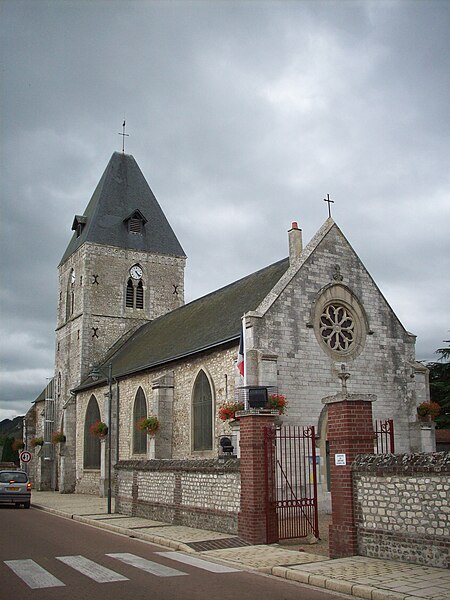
[[193, 370, 213, 451], [136, 281, 144, 309], [126, 279, 144, 310], [129, 217, 142, 234], [126, 279, 134, 308]]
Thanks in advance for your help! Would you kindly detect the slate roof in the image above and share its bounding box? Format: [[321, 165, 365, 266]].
[[60, 152, 185, 265], [77, 257, 290, 389]]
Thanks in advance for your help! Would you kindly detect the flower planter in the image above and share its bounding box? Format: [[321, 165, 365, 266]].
[[90, 421, 108, 438], [136, 416, 160, 436]]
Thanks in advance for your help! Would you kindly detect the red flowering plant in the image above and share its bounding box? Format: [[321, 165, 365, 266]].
[[417, 401, 440, 420], [267, 394, 288, 414], [30, 436, 44, 448], [136, 416, 160, 436], [52, 431, 66, 444], [90, 421, 108, 438], [218, 401, 244, 421]]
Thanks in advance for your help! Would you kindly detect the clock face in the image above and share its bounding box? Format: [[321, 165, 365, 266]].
[[130, 265, 143, 280]]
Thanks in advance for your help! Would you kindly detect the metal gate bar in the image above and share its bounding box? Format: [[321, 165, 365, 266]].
[[374, 419, 394, 453], [265, 425, 319, 541]]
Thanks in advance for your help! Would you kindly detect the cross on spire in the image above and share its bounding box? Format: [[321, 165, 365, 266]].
[[324, 193, 334, 218], [118, 120, 129, 153]]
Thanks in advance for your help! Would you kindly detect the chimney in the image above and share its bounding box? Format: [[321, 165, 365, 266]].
[[288, 221, 303, 263]]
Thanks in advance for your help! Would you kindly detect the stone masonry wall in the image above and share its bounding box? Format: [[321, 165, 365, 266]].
[[249, 224, 419, 454], [74, 344, 239, 493], [115, 459, 240, 534], [353, 453, 449, 568]]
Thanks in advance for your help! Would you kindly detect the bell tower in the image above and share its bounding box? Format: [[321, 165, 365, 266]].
[[54, 152, 186, 491]]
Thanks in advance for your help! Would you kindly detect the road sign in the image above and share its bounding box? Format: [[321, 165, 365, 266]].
[[20, 451, 32, 463]]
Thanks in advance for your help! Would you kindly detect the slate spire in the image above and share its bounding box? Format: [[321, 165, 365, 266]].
[[60, 152, 185, 264]]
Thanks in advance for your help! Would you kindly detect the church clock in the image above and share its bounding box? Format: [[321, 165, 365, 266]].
[[129, 265, 143, 280]]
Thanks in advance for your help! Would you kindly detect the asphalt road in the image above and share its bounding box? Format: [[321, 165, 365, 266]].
[[0, 506, 347, 600]]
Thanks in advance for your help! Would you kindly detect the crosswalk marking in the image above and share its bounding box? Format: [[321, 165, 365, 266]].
[[5, 550, 239, 588], [107, 552, 187, 577], [156, 551, 241, 573], [56, 555, 129, 583], [4, 559, 65, 589]]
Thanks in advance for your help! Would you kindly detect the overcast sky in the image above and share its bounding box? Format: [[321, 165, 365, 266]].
[[1, 0, 449, 420]]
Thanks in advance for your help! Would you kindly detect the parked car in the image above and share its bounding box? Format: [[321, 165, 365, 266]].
[[0, 470, 31, 508]]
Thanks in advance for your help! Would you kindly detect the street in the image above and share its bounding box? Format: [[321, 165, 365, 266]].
[[0, 506, 348, 600]]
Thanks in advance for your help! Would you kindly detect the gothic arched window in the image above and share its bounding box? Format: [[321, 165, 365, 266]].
[[133, 387, 147, 454], [66, 269, 75, 320], [84, 395, 101, 469], [192, 370, 213, 451], [125, 278, 144, 310]]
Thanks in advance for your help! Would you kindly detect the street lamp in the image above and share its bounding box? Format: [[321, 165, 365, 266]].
[[89, 363, 113, 514]]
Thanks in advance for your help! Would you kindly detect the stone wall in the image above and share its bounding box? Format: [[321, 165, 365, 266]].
[[115, 458, 240, 534], [353, 452, 449, 568], [246, 223, 421, 454]]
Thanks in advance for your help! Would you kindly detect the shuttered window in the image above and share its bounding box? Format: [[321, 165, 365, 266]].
[[136, 281, 144, 309], [128, 217, 143, 234], [126, 279, 144, 310], [193, 370, 213, 451], [126, 279, 134, 307]]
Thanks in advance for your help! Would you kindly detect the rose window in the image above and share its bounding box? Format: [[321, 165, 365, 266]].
[[319, 304, 354, 352]]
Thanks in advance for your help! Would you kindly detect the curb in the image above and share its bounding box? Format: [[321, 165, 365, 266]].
[[270, 566, 415, 600], [32, 504, 194, 554]]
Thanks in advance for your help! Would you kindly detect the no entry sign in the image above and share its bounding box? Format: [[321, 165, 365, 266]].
[[20, 451, 32, 463]]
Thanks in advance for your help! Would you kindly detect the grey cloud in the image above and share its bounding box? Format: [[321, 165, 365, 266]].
[[1, 0, 449, 417]]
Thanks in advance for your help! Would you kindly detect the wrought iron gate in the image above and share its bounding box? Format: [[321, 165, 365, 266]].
[[264, 425, 319, 542], [374, 419, 395, 453]]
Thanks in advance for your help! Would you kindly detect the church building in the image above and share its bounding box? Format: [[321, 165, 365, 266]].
[[25, 151, 430, 517]]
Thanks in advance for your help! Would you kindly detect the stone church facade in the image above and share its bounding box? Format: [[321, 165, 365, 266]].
[[26, 151, 429, 510]]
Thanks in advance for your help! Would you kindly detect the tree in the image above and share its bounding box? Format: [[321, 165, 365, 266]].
[[1, 436, 19, 464], [427, 342, 450, 429]]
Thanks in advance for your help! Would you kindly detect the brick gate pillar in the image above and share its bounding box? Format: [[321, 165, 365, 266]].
[[238, 411, 278, 544], [322, 393, 376, 558]]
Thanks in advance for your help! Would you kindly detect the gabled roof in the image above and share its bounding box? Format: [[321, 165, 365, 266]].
[[76, 257, 290, 389], [60, 152, 185, 265]]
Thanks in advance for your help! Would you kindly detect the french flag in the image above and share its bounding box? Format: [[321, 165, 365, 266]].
[[237, 325, 244, 377]]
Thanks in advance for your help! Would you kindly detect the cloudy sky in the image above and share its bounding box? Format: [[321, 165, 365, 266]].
[[1, 0, 449, 420]]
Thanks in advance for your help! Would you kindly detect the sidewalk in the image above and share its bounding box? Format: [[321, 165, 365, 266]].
[[31, 491, 449, 600]]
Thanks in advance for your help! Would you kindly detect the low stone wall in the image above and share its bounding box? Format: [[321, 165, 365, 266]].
[[353, 452, 449, 568], [115, 458, 241, 534]]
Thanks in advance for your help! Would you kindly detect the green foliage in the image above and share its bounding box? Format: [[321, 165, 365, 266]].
[[427, 344, 450, 429], [1, 436, 19, 464]]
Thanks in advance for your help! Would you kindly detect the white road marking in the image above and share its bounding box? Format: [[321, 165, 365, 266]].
[[4, 559, 65, 589], [56, 555, 129, 583], [107, 552, 187, 577], [156, 551, 241, 573]]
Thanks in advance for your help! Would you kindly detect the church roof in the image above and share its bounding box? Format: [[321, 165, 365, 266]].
[[77, 257, 289, 389], [60, 152, 185, 265]]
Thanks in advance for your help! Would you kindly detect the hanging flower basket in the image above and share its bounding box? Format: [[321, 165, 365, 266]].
[[52, 431, 66, 444], [417, 401, 440, 421], [12, 438, 25, 451], [30, 436, 44, 448], [267, 394, 288, 415], [90, 421, 108, 438], [136, 416, 160, 436], [218, 401, 244, 421]]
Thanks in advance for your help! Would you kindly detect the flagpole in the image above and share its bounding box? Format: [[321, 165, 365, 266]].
[[242, 314, 247, 403]]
